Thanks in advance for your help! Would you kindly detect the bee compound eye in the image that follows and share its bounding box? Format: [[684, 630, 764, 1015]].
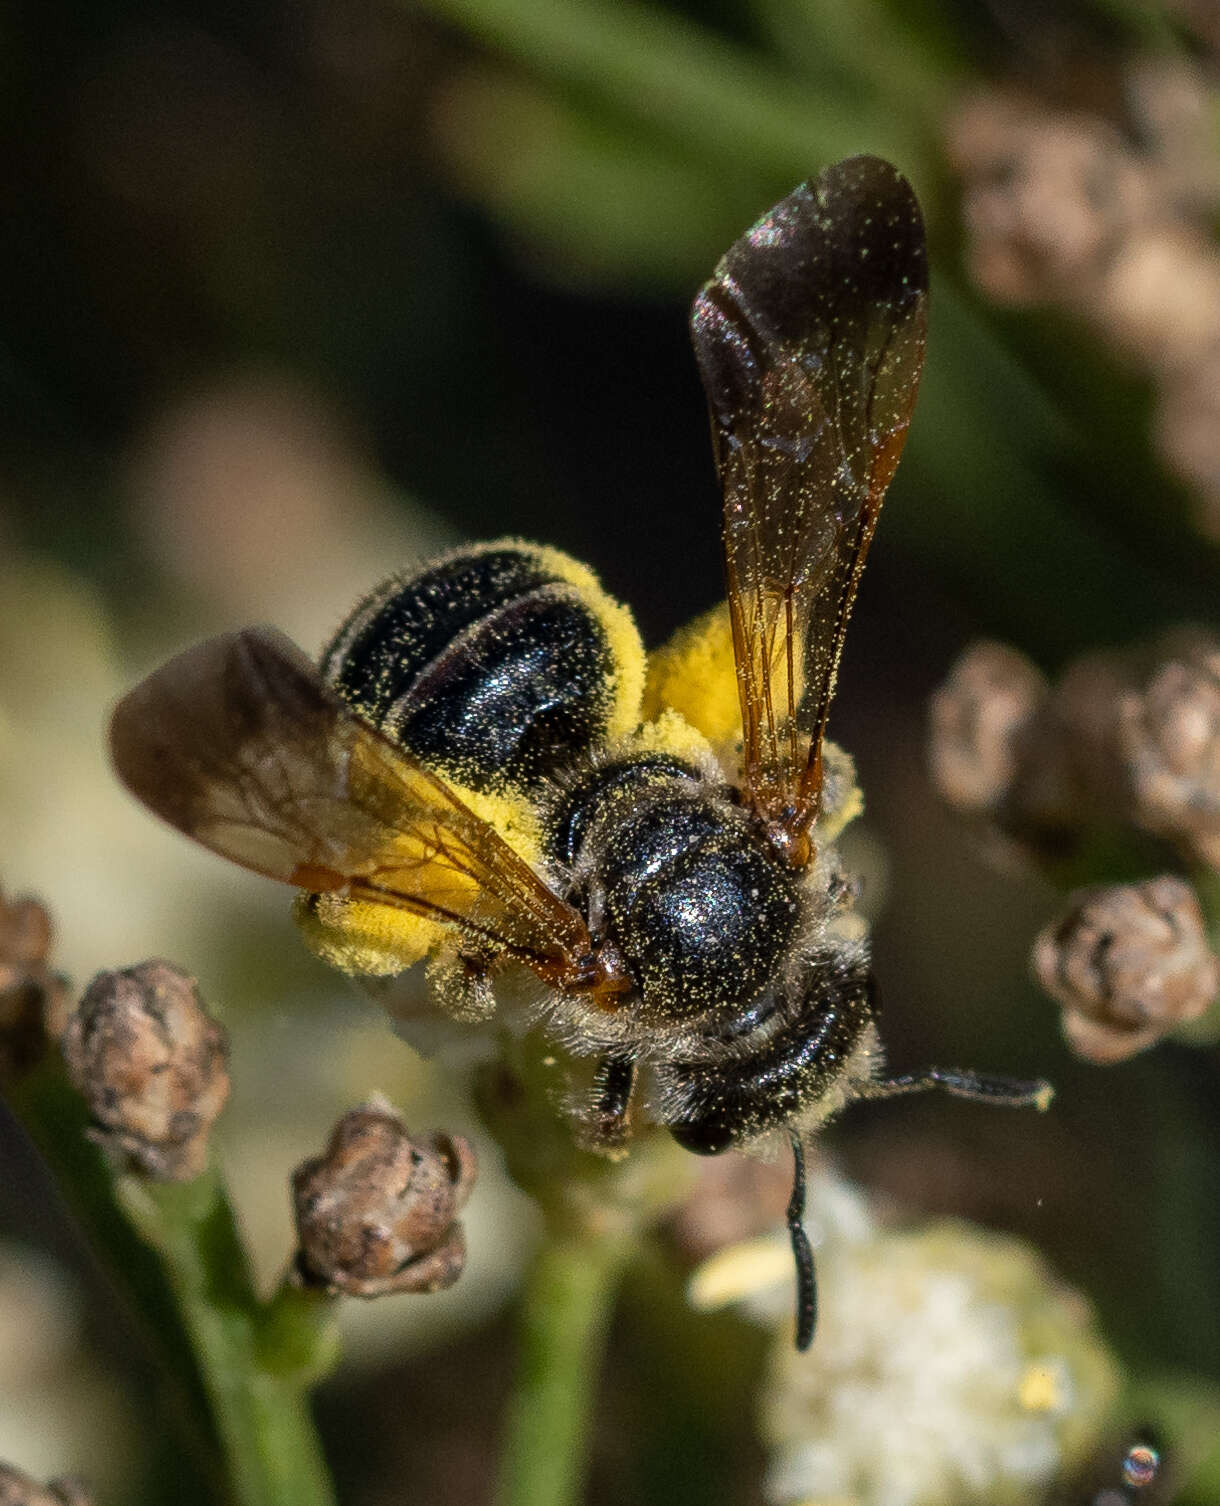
[[668, 1115, 738, 1156]]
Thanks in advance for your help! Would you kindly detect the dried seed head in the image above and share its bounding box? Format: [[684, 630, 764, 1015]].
[[1116, 632, 1220, 867], [927, 641, 1051, 816], [948, 94, 1151, 305], [1125, 58, 1220, 219], [292, 1102, 476, 1297], [936, 634, 1220, 867], [0, 1465, 93, 1506], [61, 961, 230, 1180], [1095, 223, 1220, 378], [1033, 876, 1219, 1064], [948, 66, 1220, 538], [0, 889, 71, 1082]]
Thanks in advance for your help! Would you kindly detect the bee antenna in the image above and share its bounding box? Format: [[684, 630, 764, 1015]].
[[867, 1067, 1053, 1111], [786, 1130, 817, 1351]]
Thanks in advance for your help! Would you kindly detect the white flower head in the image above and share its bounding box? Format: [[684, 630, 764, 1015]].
[[688, 1169, 1118, 1506]]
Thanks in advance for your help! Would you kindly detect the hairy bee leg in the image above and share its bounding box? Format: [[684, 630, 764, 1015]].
[[787, 1131, 817, 1352], [589, 1053, 636, 1150], [865, 1068, 1054, 1110], [427, 946, 497, 1022]]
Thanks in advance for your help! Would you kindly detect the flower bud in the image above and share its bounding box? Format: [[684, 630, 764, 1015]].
[[1033, 876, 1219, 1064], [1116, 631, 1220, 867], [61, 961, 230, 1180], [292, 1103, 476, 1297], [0, 889, 70, 1082], [0, 1465, 92, 1506], [948, 93, 1151, 305], [1095, 224, 1220, 377], [927, 641, 1050, 816]]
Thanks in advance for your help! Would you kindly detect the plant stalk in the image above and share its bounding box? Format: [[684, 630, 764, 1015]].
[[121, 1175, 340, 1506], [496, 1232, 630, 1506], [9, 1067, 339, 1506]]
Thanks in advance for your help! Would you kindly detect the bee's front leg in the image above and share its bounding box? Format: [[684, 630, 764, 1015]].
[[586, 1052, 636, 1153]]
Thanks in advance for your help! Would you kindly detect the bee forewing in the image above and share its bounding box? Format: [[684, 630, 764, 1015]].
[[691, 154, 928, 840], [109, 627, 356, 884], [109, 626, 595, 977]]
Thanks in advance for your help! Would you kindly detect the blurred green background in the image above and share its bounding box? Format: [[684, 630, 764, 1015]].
[[1, 0, 1219, 1501]]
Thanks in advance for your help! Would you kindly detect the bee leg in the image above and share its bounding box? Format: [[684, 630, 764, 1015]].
[[426, 945, 496, 1022], [866, 1067, 1053, 1111], [588, 1052, 636, 1152], [787, 1130, 817, 1351]]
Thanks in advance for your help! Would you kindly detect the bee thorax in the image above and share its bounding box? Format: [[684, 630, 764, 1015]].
[[549, 756, 803, 1024]]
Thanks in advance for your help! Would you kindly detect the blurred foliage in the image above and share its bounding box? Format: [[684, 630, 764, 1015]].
[[1, 0, 1220, 1502]]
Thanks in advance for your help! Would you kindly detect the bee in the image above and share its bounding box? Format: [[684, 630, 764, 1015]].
[[110, 155, 1049, 1349]]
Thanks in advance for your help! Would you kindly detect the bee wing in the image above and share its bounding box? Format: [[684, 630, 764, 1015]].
[[109, 627, 596, 984], [690, 155, 928, 838]]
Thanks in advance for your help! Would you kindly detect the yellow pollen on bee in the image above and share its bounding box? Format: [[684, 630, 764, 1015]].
[[643, 603, 743, 755]]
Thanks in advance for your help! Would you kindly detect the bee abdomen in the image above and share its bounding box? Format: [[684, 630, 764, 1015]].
[[321, 541, 643, 794], [659, 955, 876, 1154]]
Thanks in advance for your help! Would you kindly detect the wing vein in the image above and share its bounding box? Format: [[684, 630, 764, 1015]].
[[690, 156, 928, 846]]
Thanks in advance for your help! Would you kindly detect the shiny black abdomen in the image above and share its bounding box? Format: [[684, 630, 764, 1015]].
[[321, 544, 621, 793], [659, 955, 875, 1153], [552, 758, 802, 1025]]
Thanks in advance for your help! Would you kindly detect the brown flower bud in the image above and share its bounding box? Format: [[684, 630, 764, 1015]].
[[948, 94, 1151, 305], [1049, 648, 1135, 813], [1033, 876, 1219, 1064], [61, 961, 230, 1180], [0, 888, 71, 1082], [1125, 58, 1220, 219], [292, 1103, 476, 1297], [1116, 631, 1220, 867], [928, 641, 1051, 816], [0, 1465, 93, 1506], [1092, 219, 1220, 380]]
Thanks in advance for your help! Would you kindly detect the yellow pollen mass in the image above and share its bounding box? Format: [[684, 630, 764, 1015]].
[[1018, 1361, 1065, 1414]]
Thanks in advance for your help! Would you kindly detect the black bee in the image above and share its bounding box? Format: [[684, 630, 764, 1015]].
[[110, 156, 1049, 1349]]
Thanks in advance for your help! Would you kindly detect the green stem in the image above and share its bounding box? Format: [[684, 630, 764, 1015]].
[[9, 1067, 340, 1506], [121, 1175, 340, 1506], [496, 1233, 630, 1506]]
